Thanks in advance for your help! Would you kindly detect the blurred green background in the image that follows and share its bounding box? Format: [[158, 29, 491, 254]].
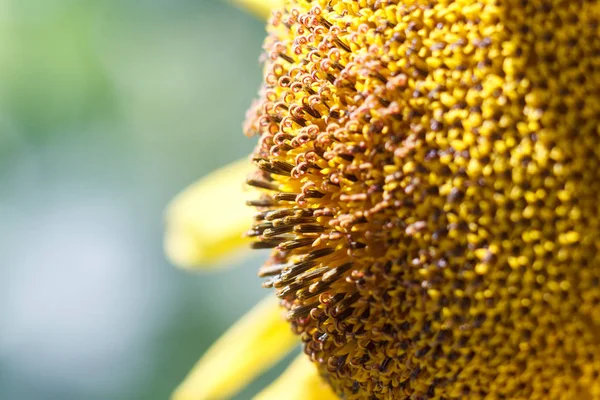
[[0, 1, 294, 399]]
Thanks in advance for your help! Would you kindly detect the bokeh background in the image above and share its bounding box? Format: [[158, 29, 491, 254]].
[[0, 1, 293, 398]]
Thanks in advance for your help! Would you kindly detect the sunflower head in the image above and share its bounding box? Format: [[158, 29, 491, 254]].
[[244, 0, 600, 398]]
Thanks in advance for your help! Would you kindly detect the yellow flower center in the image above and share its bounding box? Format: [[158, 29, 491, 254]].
[[245, 0, 600, 398]]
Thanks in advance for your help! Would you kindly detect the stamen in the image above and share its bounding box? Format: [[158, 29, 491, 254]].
[[287, 301, 320, 319], [278, 238, 314, 251], [280, 260, 318, 281], [258, 263, 287, 278], [246, 178, 280, 191]]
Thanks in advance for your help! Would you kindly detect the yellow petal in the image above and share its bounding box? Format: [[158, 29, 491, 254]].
[[230, 0, 283, 20], [254, 354, 338, 400], [172, 296, 298, 400], [164, 158, 257, 269]]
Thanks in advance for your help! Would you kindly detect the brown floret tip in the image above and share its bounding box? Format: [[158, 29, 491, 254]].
[[244, 0, 600, 398]]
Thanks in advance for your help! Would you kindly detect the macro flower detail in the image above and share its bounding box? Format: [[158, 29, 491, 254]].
[[241, 0, 600, 399], [165, 0, 600, 399]]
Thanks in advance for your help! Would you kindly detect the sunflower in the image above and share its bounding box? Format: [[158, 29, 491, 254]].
[[165, 0, 600, 399]]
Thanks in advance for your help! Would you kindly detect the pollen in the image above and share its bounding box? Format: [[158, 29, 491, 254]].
[[244, 0, 600, 399]]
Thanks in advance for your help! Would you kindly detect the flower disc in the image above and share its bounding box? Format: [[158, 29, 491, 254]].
[[245, 0, 600, 398]]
